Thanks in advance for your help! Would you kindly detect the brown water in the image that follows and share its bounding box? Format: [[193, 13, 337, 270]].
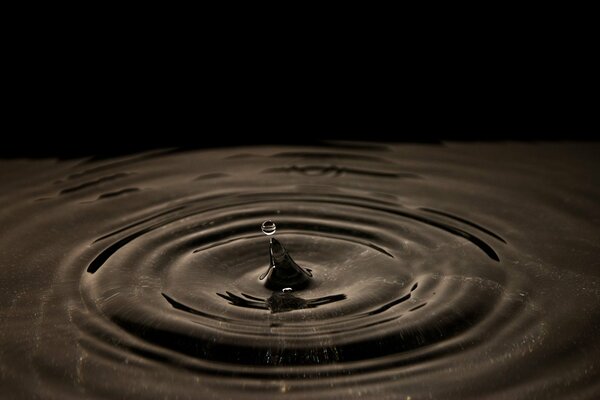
[[1, 142, 599, 399]]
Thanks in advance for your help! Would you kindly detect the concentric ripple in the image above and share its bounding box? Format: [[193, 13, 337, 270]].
[[1, 143, 600, 399]]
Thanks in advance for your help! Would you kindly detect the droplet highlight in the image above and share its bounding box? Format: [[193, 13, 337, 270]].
[[261, 220, 276, 235]]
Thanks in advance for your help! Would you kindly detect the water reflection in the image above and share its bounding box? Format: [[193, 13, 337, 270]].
[[216, 291, 347, 313]]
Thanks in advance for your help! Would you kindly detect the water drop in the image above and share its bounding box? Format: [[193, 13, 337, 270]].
[[261, 220, 276, 235], [258, 220, 313, 290]]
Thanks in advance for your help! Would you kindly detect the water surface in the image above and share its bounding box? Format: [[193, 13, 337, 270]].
[[1, 142, 599, 399]]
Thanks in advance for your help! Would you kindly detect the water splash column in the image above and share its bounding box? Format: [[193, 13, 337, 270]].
[[258, 220, 313, 291]]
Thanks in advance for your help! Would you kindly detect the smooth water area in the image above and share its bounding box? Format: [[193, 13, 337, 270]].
[[1, 142, 599, 399]]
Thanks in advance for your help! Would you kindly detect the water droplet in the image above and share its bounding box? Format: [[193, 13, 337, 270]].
[[261, 220, 276, 235]]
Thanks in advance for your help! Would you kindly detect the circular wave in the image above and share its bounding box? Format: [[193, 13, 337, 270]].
[[78, 193, 510, 370], [1, 144, 599, 399]]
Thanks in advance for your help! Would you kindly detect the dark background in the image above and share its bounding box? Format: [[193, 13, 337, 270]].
[[4, 18, 596, 159], [6, 80, 594, 159]]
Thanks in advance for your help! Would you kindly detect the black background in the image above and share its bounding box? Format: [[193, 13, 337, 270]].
[[4, 20, 596, 159], [6, 80, 594, 159]]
